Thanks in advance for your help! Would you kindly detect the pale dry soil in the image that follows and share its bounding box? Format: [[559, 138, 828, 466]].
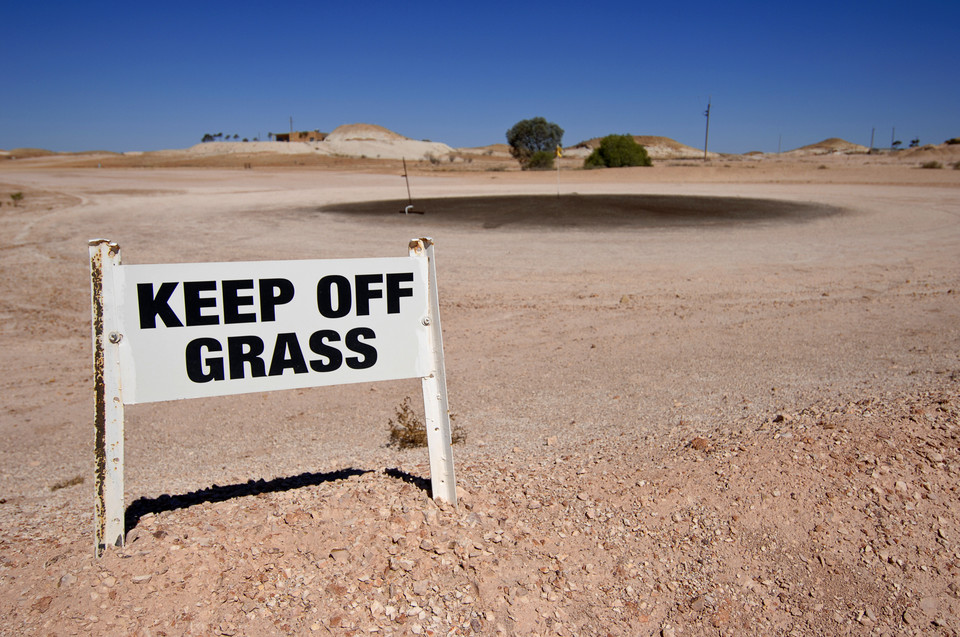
[[1, 158, 959, 636]]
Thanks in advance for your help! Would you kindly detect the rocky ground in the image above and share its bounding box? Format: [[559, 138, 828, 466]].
[[1, 156, 958, 635]]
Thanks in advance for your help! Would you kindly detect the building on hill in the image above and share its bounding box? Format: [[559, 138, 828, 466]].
[[275, 130, 326, 142]]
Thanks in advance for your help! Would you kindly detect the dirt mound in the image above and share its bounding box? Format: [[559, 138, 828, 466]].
[[571, 135, 711, 160], [5, 148, 57, 159], [325, 123, 409, 142], [899, 143, 960, 163], [788, 138, 869, 155]]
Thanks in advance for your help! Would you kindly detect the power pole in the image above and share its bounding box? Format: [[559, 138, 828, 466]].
[[290, 116, 293, 134], [703, 97, 711, 161], [870, 127, 876, 154]]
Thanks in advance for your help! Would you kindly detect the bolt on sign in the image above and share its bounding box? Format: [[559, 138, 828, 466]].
[[89, 238, 456, 556]]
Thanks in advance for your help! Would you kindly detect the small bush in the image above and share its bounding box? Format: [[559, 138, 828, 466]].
[[525, 150, 555, 171], [920, 161, 943, 169], [952, 161, 960, 170], [944, 138, 960, 145], [584, 135, 652, 168], [10, 192, 23, 206], [388, 397, 465, 449], [50, 475, 84, 491]]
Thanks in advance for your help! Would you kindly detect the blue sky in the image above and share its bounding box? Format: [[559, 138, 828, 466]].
[[2, 1, 957, 153]]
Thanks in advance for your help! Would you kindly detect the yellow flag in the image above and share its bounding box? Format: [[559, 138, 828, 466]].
[[556, 145, 563, 158]]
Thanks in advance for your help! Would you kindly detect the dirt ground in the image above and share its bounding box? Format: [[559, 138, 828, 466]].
[[1, 154, 959, 636]]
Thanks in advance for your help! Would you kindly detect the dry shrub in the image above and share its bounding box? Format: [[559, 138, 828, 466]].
[[388, 397, 466, 449], [50, 475, 84, 491]]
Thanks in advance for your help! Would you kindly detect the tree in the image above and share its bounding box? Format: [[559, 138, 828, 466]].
[[584, 134, 652, 168], [506, 117, 563, 170], [201, 133, 215, 142]]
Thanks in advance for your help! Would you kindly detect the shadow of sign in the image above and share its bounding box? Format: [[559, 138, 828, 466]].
[[124, 468, 370, 533], [384, 467, 432, 495]]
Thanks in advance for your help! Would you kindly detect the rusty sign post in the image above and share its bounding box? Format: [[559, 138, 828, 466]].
[[89, 239, 125, 555], [89, 238, 456, 556]]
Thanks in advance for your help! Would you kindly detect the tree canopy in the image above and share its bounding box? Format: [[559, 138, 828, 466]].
[[506, 117, 564, 170]]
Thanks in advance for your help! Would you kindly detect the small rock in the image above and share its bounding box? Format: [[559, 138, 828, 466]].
[[31, 596, 53, 613], [413, 580, 430, 596], [661, 626, 676, 637], [689, 437, 710, 452], [131, 574, 152, 584], [527, 500, 542, 510], [546, 436, 558, 446], [58, 574, 77, 588], [330, 548, 350, 563]]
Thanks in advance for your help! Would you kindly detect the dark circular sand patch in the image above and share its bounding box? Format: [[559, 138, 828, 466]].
[[315, 194, 842, 229]]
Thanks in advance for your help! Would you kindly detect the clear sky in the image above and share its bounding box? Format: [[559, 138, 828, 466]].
[[2, 0, 957, 154]]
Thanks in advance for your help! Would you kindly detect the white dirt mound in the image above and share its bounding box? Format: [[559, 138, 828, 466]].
[[568, 135, 715, 160], [786, 138, 869, 156], [324, 123, 408, 142], [179, 124, 455, 161]]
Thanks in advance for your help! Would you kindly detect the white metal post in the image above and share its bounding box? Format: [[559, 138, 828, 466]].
[[89, 239, 125, 555], [408, 238, 457, 506]]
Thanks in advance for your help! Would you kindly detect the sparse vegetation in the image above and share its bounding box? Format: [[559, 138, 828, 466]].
[[387, 397, 465, 449], [10, 192, 23, 206], [920, 161, 943, 169], [506, 117, 563, 171], [584, 134, 652, 168], [50, 475, 84, 491]]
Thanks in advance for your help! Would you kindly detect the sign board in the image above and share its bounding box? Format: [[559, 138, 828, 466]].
[[118, 257, 430, 403], [90, 238, 456, 555]]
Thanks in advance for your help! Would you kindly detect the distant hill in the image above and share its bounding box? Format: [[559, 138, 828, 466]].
[[569, 135, 714, 160], [786, 138, 869, 155]]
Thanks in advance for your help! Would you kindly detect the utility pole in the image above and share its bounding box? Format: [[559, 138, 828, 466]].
[[290, 116, 293, 134], [870, 127, 876, 154], [891, 127, 895, 149], [703, 97, 711, 161]]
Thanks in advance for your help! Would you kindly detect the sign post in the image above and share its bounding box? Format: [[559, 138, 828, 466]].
[[409, 238, 456, 504], [89, 240, 125, 555], [89, 238, 456, 556]]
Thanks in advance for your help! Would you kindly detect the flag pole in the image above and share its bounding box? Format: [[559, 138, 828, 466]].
[[556, 145, 562, 198]]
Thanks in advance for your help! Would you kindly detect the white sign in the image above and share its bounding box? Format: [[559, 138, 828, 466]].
[[117, 257, 430, 403], [90, 239, 457, 556]]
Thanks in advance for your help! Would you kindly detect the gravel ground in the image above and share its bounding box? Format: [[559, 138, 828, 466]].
[[1, 158, 958, 635]]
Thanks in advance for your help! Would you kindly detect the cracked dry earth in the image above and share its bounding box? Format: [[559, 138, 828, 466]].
[[1, 162, 959, 636]]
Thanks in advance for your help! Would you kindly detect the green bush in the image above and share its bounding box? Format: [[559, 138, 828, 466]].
[[920, 161, 943, 169], [584, 134, 652, 168], [526, 150, 555, 171]]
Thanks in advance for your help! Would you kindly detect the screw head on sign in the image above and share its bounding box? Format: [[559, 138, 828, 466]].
[[421, 317, 431, 326], [108, 332, 123, 344]]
